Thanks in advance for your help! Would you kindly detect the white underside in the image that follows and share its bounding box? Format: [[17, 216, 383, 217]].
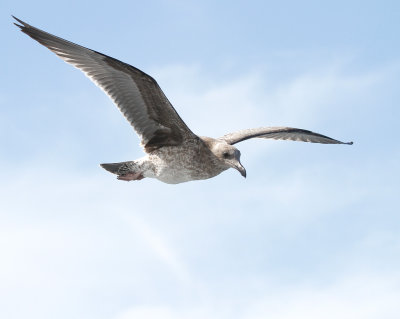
[[139, 151, 226, 184]]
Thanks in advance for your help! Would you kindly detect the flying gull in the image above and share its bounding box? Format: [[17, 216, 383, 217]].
[[13, 17, 353, 184]]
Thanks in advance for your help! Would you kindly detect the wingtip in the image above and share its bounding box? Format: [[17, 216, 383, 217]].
[[12, 16, 32, 29], [12, 15, 22, 23], [346, 141, 354, 145], [12, 16, 26, 29]]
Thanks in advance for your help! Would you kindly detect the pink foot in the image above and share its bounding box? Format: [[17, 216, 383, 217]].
[[117, 172, 144, 181]]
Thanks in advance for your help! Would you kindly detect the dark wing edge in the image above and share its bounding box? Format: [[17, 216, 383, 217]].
[[219, 127, 353, 145], [13, 16, 196, 152]]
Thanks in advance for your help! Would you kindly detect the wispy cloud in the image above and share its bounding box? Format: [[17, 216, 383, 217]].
[[1, 57, 398, 319], [152, 60, 384, 137], [118, 212, 191, 284], [114, 271, 400, 319]]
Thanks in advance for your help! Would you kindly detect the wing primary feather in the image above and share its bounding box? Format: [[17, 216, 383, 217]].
[[13, 17, 353, 151], [13, 16, 196, 152], [220, 127, 353, 145]]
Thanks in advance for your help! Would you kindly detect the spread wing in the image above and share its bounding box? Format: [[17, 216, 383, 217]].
[[220, 127, 353, 145], [13, 16, 197, 153]]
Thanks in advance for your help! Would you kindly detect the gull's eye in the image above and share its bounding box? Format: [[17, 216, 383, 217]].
[[223, 152, 230, 159]]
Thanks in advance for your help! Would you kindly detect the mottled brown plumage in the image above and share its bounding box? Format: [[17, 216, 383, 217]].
[[14, 16, 352, 184]]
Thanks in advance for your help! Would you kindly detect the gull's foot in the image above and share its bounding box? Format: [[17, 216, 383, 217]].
[[117, 172, 144, 181]]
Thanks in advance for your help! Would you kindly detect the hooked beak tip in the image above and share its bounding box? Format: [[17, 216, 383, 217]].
[[236, 164, 246, 178]]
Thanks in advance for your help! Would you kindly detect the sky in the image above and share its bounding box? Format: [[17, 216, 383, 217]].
[[1, 1, 400, 318]]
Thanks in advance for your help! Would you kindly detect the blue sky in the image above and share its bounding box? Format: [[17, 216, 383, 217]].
[[1, 1, 400, 319]]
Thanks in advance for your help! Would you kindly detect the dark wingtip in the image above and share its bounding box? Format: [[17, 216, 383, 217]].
[[12, 15, 23, 24], [12, 16, 27, 29], [12, 15, 23, 23], [346, 141, 354, 145]]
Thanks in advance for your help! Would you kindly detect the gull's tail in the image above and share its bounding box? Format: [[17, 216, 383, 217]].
[[100, 161, 145, 181], [100, 162, 132, 175]]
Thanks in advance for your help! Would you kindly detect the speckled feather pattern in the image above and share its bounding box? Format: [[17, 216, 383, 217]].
[[130, 137, 228, 184], [14, 17, 352, 185]]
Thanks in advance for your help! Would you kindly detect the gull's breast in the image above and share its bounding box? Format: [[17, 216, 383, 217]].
[[148, 143, 226, 184]]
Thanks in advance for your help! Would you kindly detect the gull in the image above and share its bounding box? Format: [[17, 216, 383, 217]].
[[13, 16, 352, 184]]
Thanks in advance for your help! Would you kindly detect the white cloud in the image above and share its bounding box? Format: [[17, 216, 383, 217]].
[[247, 273, 400, 319], [1, 59, 398, 319], [115, 306, 176, 319], [151, 61, 382, 138], [114, 272, 400, 319], [118, 212, 191, 284]]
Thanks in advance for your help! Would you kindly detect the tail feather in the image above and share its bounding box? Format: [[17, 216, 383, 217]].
[[100, 162, 131, 175]]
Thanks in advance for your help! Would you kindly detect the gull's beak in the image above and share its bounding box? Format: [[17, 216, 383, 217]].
[[233, 161, 246, 178]]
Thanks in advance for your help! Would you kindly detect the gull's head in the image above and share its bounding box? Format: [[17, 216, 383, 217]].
[[208, 139, 246, 178]]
